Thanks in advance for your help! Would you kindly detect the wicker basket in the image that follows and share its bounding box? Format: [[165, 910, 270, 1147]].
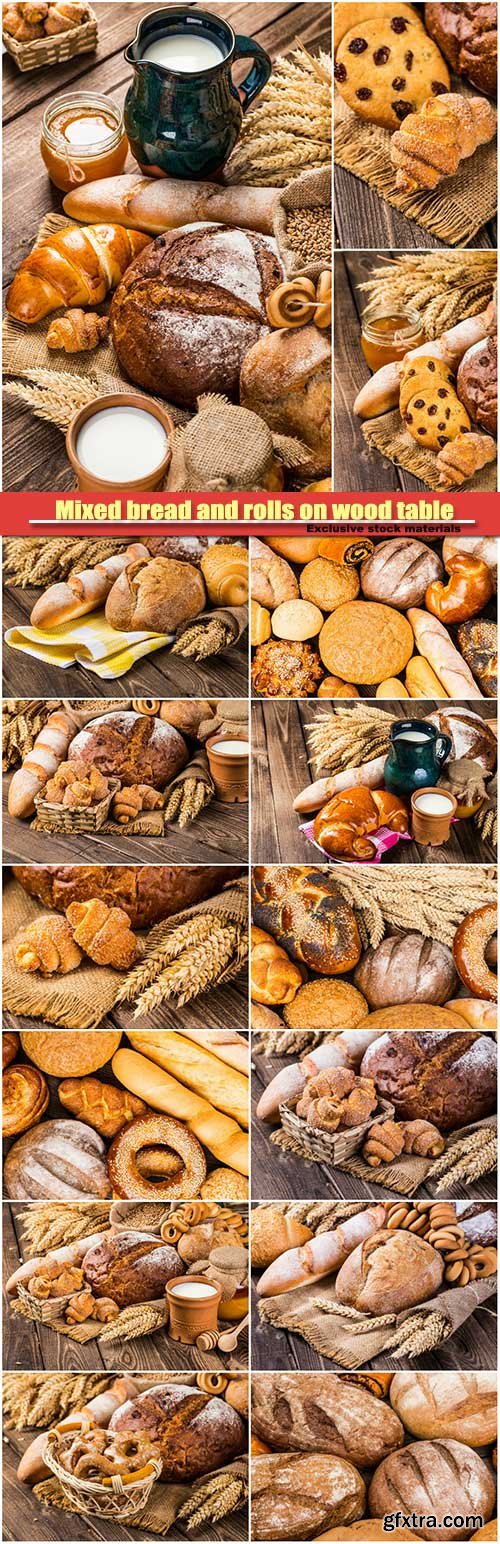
[[17, 1281, 74, 1322], [280, 1097, 395, 1163], [34, 777, 120, 833], [3, 7, 98, 72], [43, 1429, 162, 1519]]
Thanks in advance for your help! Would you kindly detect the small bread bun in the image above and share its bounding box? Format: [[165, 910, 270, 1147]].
[[200, 1168, 248, 1202], [283, 979, 368, 1030], [271, 599, 324, 641]]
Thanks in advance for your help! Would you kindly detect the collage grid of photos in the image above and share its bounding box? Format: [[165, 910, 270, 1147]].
[[0, 2, 499, 1544]]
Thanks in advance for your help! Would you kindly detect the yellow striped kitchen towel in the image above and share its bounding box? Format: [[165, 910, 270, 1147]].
[[4, 612, 173, 679]]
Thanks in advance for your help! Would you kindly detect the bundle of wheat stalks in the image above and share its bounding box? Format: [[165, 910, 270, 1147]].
[[117, 882, 248, 1014], [18, 1202, 111, 1255], [3, 1373, 112, 1429], [3, 535, 127, 588], [358, 252, 496, 339], [334, 866, 496, 949], [178, 1466, 248, 1530], [3, 699, 63, 769], [306, 704, 392, 775], [227, 44, 332, 186]]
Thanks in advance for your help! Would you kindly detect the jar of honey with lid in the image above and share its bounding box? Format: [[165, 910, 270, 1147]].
[[41, 92, 128, 193], [360, 303, 425, 372]]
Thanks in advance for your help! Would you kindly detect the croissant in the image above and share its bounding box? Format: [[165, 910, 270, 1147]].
[[314, 786, 409, 860], [112, 784, 163, 823], [400, 1119, 445, 1158], [362, 1120, 405, 1167], [391, 94, 497, 193], [65, 1291, 96, 1323], [44, 1, 88, 32], [6, 224, 150, 324], [200, 544, 248, 606], [3, 5, 44, 37], [15, 915, 82, 976], [66, 898, 143, 970], [437, 432, 497, 489], [47, 309, 109, 353]]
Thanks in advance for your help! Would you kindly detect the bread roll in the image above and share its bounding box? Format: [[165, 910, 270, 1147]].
[[405, 656, 449, 698], [390, 1372, 497, 1447], [251, 1452, 366, 1541], [354, 934, 457, 1010], [335, 1229, 443, 1314], [251, 1209, 313, 1270], [241, 326, 331, 477], [369, 1439, 495, 1541], [313, 1525, 418, 1541], [358, 1005, 470, 1030], [251, 1374, 404, 1469]]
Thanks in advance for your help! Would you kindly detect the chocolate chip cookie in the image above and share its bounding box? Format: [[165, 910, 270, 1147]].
[[404, 386, 471, 450], [400, 355, 455, 414], [334, 15, 450, 130]]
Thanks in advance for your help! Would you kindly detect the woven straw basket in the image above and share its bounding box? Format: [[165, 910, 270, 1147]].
[[43, 1430, 162, 1519], [17, 1282, 73, 1323], [34, 777, 120, 832], [3, 7, 98, 71], [280, 1097, 395, 1163]]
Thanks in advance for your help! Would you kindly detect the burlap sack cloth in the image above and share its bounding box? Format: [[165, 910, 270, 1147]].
[[362, 407, 497, 491], [334, 83, 497, 247], [342, 1114, 497, 1196], [273, 167, 332, 279], [33, 1458, 248, 1536], [258, 1273, 496, 1369]]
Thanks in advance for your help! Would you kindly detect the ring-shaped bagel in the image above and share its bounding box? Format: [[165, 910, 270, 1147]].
[[453, 904, 497, 1001], [107, 1114, 206, 1200]]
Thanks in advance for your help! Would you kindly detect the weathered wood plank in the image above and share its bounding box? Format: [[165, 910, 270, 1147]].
[[334, 166, 496, 252]]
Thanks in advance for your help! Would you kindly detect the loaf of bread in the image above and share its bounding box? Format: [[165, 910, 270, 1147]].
[[358, 1004, 470, 1030], [13, 865, 233, 929], [257, 1206, 387, 1298], [369, 1439, 495, 1541], [390, 1371, 497, 1447], [8, 709, 80, 818], [105, 557, 206, 633], [320, 602, 414, 686], [457, 337, 497, 436], [408, 608, 483, 697], [425, 2, 497, 96], [241, 326, 331, 477], [360, 1030, 496, 1131], [125, 1032, 249, 1128], [110, 226, 281, 406], [68, 711, 188, 789], [58, 1077, 147, 1137], [252, 867, 361, 976], [108, 1382, 246, 1481], [20, 1030, 121, 1076], [360, 540, 443, 610], [251, 1452, 366, 1541], [63, 174, 279, 235], [82, 1231, 181, 1307], [426, 706, 497, 774], [251, 1374, 404, 1469], [3, 1120, 111, 1201], [353, 933, 457, 1009], [335, 1228, 443, 1314]]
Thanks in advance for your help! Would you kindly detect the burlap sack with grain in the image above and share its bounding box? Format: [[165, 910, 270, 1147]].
[[274, 167, 331, 279]]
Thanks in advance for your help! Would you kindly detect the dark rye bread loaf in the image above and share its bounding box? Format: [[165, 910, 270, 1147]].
[[425, 2, 497, 96], [68, 710, 188, 789], [13, 865, 237, 929], [110, 226, 282, 406], [369, 1439, 495, 1541], [360, 1030, 496, 1132], [251, 1373, 404, 1469], [82, 1231, 181, 1307], [109, 1383, 245, 1481], [457, 337, 497, 437]]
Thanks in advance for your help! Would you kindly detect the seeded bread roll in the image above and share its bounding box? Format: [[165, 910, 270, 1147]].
[[390, 1372, 498, 1447], [251, 1373, 404, 1469], [360, 1030, 496, 1131]]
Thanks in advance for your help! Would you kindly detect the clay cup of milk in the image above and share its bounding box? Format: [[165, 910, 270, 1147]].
[[411, 786, 457, 845], [207, 735, 249, 802], [66, 393, 174, 491], [166, 1275, 222, 1342]]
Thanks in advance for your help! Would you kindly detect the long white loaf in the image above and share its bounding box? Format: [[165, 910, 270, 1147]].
[[354, 307, 494, 419], [112, 1048, 248, 1175], [257, 1205, 387, 1297], [8, 709, 79, 817], [126, 1030, 249, 1127], [408, 609, 483, 698], [30, 543, 149, 630], [293, 756, 387, 814], [179, 1028, 249, 1076], [63, 173, 279, 235]]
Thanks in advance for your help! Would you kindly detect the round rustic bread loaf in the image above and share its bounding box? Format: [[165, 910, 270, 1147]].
[[68, 711, 188, 789], [108, 1382, 246, 1480], [335, 1228, 443, 1315], [4, 1119, 110, 1201], [426, 706, 498, 774], [425, 2, 497, 96], [456, 337, 497, 436], [358, 1004, 470, 1030], [251, 1452, 366, 1541], [360, 540, 443, 610], [12, 865, 234, 929], [360, 1030, 496, 1131], [369, 1438, 495, 1540], [251, 1373, 404, 1469], [390, 1372, 498, 1447], [19, 1031, 121, 1077], [354, 933, 457, 1009], [110, 226, 281, 406], [82, 1230, 182, 1307], [319, 602, 414, 684], [313, 1524, 418, 1540]]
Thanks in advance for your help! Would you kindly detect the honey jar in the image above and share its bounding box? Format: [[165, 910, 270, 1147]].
[[360, 304, 425, 371], [41, 92, 128, 193]]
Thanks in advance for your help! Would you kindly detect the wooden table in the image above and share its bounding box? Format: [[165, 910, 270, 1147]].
[[251, 699, 497, 864], [334, 156, 497, 255], [3, 1205, 248, 1374], [3, 774, 249, 865], [2, 582, 249, 699], [3, 1431, 247, 1542], [251, 1049, 497, 1203], [2, 0, 331, 492]]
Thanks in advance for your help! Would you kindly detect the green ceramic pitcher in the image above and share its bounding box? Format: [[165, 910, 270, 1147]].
[[124, 7, 272, 180], [384, 719, 452, 796]]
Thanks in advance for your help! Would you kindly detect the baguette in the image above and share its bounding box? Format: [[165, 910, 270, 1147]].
[[6, 224, 151, 325], [125, 1031, 248, 1128], [293, 756, 387, 815], [256, 1033, 381, 1124], [8, 708, 80, 818], [30, 543, 149, 630], [405, 656, 449, 699], [63, 174, 279, 236], [257, 1205, 387, 1297], [178, 1029, 248, 1076], [354, 308, 494, 419], [112, 1048, 248, 1175], [408, 608, 483, 697]]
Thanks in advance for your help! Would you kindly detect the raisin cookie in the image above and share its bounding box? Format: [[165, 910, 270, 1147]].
[[334, 1, 418, 55], [404, 386, 471, 450], [334, 15, 450, 131], [400, 355, 455, 414]]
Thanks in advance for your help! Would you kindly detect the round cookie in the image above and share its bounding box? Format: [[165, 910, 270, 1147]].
[[319, 601, 414, 685], [300, 558, 360, 611], [334, 2, 418, 55], [400, 356, 455, 414], [334, 16, 450, 131], [404, 387, 471, 450]]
